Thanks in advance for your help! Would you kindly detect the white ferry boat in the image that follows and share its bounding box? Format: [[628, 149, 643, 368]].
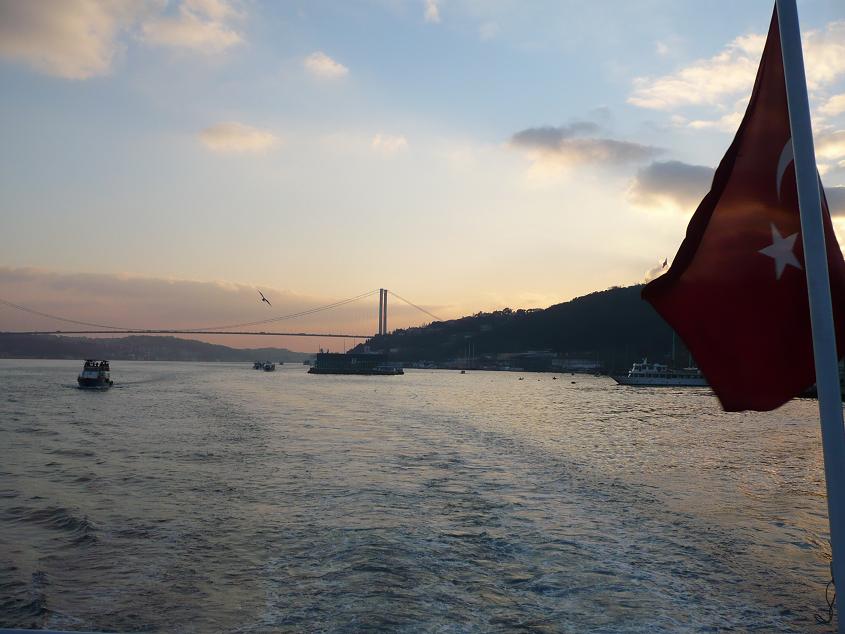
[[612, 359, 707, 387]]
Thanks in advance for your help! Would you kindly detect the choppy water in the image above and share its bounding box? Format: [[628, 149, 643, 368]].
[[0, 359, 836, 632]]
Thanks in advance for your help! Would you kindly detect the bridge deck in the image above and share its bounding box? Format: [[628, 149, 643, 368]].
[[0, 330, 372, 339]]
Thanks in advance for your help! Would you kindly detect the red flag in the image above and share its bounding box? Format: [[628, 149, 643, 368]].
[[642, 7, 845, 412]]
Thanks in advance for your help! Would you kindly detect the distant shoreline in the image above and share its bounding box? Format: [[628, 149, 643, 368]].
[[0, 333, 313, 364], [0, 356, 309, 363]]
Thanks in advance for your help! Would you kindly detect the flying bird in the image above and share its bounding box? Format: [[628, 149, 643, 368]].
[[258, 290, 272, 307]]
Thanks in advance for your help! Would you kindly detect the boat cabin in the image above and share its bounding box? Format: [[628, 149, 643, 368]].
[[83, 360, 110, 372]]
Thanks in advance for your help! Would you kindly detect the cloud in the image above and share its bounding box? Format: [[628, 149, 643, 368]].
[[828, 186, 845, 216], [659, 96, 748, 133], [371, 133, 408, 155], [685, 111, 744, 133], [817, 130, 845, 161], [0, 267, 429, 351], [198, 122, 278, 153], [0, 0, 148, 79], [424, 0, 440, 24], [628, 160, 714, 211], [803, 21, 845, 91], [0, 0, 244, 79], [303, 51, 348, 79], [628, 159, 845, 217], [644, 259, 668, 283], [140, 0, 243, 53], [509, 123, 661, 168], [628, 33, 763, 110], [512, 122, 599, 148], [629, 21, 845, 112], [819, 94, 845, 119]]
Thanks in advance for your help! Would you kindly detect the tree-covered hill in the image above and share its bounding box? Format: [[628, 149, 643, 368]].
[[361, 285, 684, 372], [0, 334, 311, 363]]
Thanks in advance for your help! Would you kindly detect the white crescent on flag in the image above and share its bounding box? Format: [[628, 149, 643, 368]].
[[776, 138, 793, 201]]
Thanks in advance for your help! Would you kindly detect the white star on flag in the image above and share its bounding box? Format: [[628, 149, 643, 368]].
[[758, 222, 802, 280]]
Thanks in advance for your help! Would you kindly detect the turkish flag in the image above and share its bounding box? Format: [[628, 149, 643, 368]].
[[642, 7, 845, 412]]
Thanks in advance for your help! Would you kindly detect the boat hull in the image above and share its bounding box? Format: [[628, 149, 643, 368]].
[[308, 367, 404, 376], [77, 377, 113, 389], [612, 375, 707, 387]]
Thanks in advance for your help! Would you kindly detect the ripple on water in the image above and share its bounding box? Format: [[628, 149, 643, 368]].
[[0, 567, 52, 626], [2, 505, 98, 547], [0, 362, 835, 632], [48, 449, 96, 459], [14, 427, 59, 437]]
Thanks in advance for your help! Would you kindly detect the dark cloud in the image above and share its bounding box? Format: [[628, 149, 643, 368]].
[[510, 122, 599, 149], [827, 186, 845, 216], [629, 161, 845, 217], [509, 122, 660, 166], [628, 160, 714, 210], [0, 267, 421, 351]]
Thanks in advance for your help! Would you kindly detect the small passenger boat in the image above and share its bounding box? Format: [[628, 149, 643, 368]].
[[78, 360, 113, 389], [263, 362, 276, 372]]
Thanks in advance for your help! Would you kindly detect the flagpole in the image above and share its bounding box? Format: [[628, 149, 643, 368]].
[[776, 0, 845, 629]]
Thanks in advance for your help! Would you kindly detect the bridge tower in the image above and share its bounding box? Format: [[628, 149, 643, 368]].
[[377, 289, 389, 336], [378, 288, 383, 335]]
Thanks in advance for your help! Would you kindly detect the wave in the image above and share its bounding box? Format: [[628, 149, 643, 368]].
[[2, 505, 97, 546], [0, 568, 52, 626], [48, 448, 96, 459]]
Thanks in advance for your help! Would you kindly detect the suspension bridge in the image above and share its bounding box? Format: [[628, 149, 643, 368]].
[[0, 288, 443, 340]]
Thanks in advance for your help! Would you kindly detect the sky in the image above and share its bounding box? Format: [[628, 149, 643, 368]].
[[1, 0, 844, 351]]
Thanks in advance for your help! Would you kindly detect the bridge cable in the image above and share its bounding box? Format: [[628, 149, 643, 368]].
[[0, 289, 380, 333], [0, 297, 127, 330], [387, 290, 443, 322], [191, 289, 380, 331]]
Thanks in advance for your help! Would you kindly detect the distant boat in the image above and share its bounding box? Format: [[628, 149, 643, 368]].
[[612, 359, 707, 387], [78, 359, 113, 389], [263, 362, 276, 372], [253, 361, 263, 369]]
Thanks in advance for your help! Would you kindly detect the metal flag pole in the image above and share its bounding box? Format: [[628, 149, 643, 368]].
[[776, 0, 845, 629]]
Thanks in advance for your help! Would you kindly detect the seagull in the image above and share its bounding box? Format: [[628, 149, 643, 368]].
[[258, 290, 272, 307]]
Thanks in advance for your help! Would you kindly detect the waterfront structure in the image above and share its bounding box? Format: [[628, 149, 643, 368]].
[[308, 352, 403, 375]]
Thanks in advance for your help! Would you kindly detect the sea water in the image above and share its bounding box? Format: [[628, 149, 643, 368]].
[[0, 359, 835, 631]]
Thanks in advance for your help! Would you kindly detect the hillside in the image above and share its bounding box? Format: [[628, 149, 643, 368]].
[[0, 286, 681, 370], [0, 334, 311, 363], [360, 285, 683, 372]]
